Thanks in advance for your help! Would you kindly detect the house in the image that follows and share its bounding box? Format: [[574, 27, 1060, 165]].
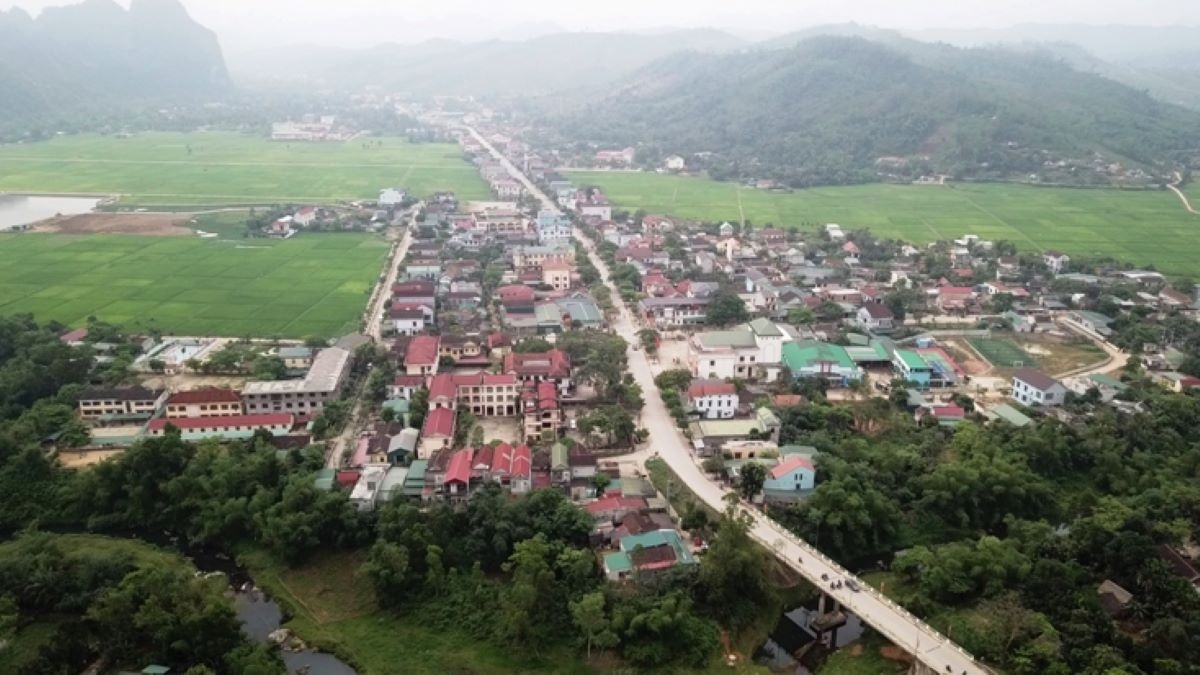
[[1097, 580, 1133, 618], [241, 347, 352, 415], [443, 448, 474, 500], [1157, 545, 1200, 588], [603, 529, 696, 581], [781, 341, 863, 385], [684, 380, 738, 420], [664, 155, 686, 171], [293, 206, 318, 227], [1011, 368, 1067, 407], [277, 346, 315, 371], [59, 327, 88, 346], [856, 303, 895, 333], [555, 292, 604, 330], [503, 348, 572, 393], [76, 386, 166, 422], [638, 297, 711, 329], [146, 414, 294, 441], [762, 455, 816, 496], [403, 335, 441, 377], [1068, 310, 1115, 338], [522, 380, 563, 441], [1043, 251, 1071, 275], [1064, 373, 1128, 402], [595, 147, 635, 166], [164, 388, 243, 419], [389, 309, 426, 336], [936, 286, 975, 312], [585, 496, 648, 521], [916, 404, 967, 426], [542, 260, 573, 291], [349, 465, 389, 511], [418, 408, 455, 458]]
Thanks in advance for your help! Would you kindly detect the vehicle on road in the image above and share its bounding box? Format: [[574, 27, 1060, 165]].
[[845, 580, 860, 592]]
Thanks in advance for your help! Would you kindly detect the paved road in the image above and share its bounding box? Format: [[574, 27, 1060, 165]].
[[325, 215, 416, 470], [466, 125, 986, 675]]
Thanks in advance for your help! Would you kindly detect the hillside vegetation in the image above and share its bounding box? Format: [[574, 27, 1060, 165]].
[[550, 36, 1200, 187], [0, 0, 230, 139]]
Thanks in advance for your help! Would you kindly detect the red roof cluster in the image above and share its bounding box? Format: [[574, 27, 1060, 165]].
[[148, 413, 292, 432], [404, 335, 441, 367], [165, 388, 242, 406], [445, 448, 473, 485]]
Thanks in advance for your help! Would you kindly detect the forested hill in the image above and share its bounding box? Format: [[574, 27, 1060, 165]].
[[549, 35, 1200, 187], [0, 0, 230, 136]]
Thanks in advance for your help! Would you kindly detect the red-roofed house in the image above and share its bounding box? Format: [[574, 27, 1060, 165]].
[[684, 380, 737, 419], [585, 496, 648, 520], [916, 404, 967, 426], [388, 374, 424, 400], [164, 388, 244, 419], [404, 335, 441, 376], [498, 285, 536, 314], [762, 455, 816, 494], [489, 442, 514, 482], [444, 448, 474, 499], [510, 444, 534, 493], [59, 328, 88, 346], [418, 408, 455, 458]]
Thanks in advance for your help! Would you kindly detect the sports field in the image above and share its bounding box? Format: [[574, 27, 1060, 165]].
[[967, 338, 1036, 369], [0, 132, 490, 208], [0, 233, 388, 338], [566, 171, 1200, 276]]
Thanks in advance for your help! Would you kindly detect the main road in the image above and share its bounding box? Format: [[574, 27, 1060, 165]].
[[466, 125, 986, 675], [325, 210, 416, 469]]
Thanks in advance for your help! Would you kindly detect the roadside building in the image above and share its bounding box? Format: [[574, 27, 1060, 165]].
[[77, 386, 167, 421], [684, 380, 738, 420], [1011, 368, 1067, 407], [781, 341, 863, 385]]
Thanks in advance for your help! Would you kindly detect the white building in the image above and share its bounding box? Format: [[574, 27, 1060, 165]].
[[856, 304, 895, 332], [242, 347, 352, 415], [664, 155, 686, 171], [349, 465, 389, 512], [1043, 251, 1071, 275], [1011, 368, 1067, 407], [379, 188, 406, 207], [688, 318, 795, 382], [685, 381, 738, 419]]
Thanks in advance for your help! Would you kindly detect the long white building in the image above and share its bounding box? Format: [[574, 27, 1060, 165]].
[[242, 347, 352, 415]]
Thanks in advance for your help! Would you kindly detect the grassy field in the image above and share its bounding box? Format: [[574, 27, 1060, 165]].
[[0, 232, 388, 338], [566, 171, 1200, 275], [0, 132, 491, 208], [968, 337, 1037, 369]]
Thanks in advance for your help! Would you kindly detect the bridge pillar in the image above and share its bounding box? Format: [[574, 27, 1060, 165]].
[[817, 592, 840, 617]]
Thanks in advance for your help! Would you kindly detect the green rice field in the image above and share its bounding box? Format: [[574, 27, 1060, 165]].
[[0, 132, 490, 208], [567, 170, 1200, 276], [0, 233, 388, 338], [968, 338, 1036, 369]]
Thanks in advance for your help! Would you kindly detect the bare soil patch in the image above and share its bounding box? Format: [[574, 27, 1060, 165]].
[[34, 212, 195, 236]]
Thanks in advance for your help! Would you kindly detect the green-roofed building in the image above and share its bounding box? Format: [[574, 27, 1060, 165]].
[[988, 403, 1033, 427], [402, 459, 428, 498], [781, 341, 862, 385], [314, 468, 336, 492], [893, 349, 933, 388], [845, 339, 891, 365]]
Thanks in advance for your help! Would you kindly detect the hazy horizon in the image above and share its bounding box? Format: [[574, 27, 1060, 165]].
[[4, 0, 1200, 52]]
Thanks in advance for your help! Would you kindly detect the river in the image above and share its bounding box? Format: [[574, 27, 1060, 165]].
[[0, 194, 101, 230]]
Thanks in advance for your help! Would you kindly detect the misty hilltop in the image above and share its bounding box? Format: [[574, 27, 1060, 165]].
[[228, 29, 746, 95], [544, 35, 1200, 187], [0, 0, 229, 127]]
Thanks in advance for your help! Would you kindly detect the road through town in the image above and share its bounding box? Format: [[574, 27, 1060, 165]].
[[466, 124, 987, 675]]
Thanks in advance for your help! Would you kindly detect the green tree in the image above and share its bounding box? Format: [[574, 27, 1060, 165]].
[[698, 507, 773, 631], [571, 591, 613, 659], [706, 291, 749, 326], [738, 461, 766, 501]]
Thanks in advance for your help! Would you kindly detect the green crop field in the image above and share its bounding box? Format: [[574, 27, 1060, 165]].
[[567, 171, 1200, 276], [968, 338, 1037, 368], [0, 131, 490, 208], [0, 233, 388, 338]]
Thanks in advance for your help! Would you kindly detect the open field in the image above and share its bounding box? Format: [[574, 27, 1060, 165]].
[[566, 171, 1200, 276], [0, 232, 388, 338], [0, 132, 490, 207]]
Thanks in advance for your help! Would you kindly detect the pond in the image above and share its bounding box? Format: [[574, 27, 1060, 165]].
[[235, 587, 356, 675], [0, 194, 101, 230]]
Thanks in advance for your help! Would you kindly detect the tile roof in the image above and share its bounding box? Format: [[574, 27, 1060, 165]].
[[770, 455, 815, 480], [859, 303, 894, 319], [80, 385, 161, 402], [165, 388, 241, 405], [491, 442, 514, 474], [504, 349, 571, 379], [405, 335, 440, 367], [428, 374, 457, 400], [445, 448, 474, 485], [421, 408, 455, 437], [148, 413, 292, 432], [686, 380, 737, 399], [511, 444, 532, 478], [585, 496, 647, 515]]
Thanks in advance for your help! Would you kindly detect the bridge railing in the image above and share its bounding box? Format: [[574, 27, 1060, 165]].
[[748, 514, 979, 665]]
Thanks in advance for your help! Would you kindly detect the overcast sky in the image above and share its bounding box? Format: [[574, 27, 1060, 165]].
[[5, 0, 1200, 51]]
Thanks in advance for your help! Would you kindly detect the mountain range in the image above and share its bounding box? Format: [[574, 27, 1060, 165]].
[[544, 34, 1200, 187], [0, 0, 229, 132]]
